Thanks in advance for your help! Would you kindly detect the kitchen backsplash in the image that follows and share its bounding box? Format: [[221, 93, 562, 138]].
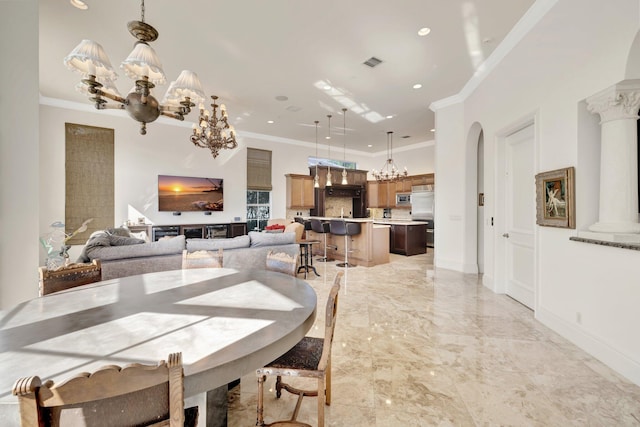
[[324, 197, 353, 218]]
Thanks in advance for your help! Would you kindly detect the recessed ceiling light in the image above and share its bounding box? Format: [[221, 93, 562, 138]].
[[267, 120, 274, 124], [324, 85, 331, 90], [325, 136, 331, 140], [70, 0, 88, 9], [275, 95, 288, 101], [368, 144, 372, 148], [386, 115, 393, 119], [413, 83, 422, 89], [430, 128, 435, 132], [418, 27, 431, 36]]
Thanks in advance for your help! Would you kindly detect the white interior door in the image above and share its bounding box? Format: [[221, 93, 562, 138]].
[[504, 124, 535, 309]]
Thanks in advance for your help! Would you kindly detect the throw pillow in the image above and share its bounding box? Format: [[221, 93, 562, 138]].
[[105, 227, 132, 237]]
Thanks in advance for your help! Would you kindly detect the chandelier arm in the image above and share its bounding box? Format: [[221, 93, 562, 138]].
[[160, 111, 185, 120], [99, 103, 125, 111], [93, 89, 126, 105]]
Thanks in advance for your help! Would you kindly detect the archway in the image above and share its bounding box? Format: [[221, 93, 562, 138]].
[[463, 122, 484, 274]]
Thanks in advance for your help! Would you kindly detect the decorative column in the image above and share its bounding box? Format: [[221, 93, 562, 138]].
[[586, 79, 640, 234]]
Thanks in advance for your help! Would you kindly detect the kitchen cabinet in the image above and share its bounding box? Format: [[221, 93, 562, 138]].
[[387, 222, 427, 256], [367, 173, 435, 209], [286, 174, 315, 209], [411, 173, 435, 187], [307, 166, 368, 189], [367, 181, 393, 208]]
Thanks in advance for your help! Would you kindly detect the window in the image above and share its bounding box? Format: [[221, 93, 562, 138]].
[[308, 156, 356, 170], [247, 148, 273, 231], [247, 190, 271, 231]]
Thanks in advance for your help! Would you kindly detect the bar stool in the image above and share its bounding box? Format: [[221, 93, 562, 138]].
[[329, 219, 361, 268], [310, 218, 333, 262]]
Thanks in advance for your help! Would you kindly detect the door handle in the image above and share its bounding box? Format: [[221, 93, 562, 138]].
[[502, 233, 509, 238]]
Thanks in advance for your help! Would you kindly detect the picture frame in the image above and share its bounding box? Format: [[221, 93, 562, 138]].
[[535, 166, 575, 228]]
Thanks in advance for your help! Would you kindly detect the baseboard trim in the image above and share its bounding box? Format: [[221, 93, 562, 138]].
[[434, 257, 465, 272], [536, 307, 640, 387]]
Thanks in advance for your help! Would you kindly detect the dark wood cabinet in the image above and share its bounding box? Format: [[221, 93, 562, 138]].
[[229, 223, 247, 237], [388, 223, 427, 256], [151, 223, 247, 241]]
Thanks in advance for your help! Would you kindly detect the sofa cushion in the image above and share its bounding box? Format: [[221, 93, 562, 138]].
[[249, 231, 296, 247], [187, 235, 250, 252], [86, 235, 185, 261]]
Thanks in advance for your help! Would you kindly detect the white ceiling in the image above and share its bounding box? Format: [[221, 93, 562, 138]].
[[39, 0, 535, 153]]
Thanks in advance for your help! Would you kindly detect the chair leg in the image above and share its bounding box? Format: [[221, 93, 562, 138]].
[[318, 377, 325, 427], [256, 375, 266, 426], [325, 360, 332, 405]]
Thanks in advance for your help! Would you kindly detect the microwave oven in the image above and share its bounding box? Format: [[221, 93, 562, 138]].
[[396, 193, 411, 206]]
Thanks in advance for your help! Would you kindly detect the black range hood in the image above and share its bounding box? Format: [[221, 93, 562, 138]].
[[325, 185, 363, 198]]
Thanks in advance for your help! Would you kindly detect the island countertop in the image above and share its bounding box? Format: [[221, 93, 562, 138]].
[[372, 219, 430, 226], [304, 217, 389, 266], [307, 217, 429, 226]]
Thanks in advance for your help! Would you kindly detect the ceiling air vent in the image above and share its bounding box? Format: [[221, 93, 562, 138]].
[[363, 57, 383, 68]]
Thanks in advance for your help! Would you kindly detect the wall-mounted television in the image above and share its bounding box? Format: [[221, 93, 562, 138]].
[[158, 175, 223, 212]]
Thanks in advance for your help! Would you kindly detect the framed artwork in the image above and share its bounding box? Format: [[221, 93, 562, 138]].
[[535, 166, 575, 228]]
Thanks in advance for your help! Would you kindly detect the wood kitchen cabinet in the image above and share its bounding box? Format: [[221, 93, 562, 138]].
[[286, 174, 315, 209], [411, 173, 435, 187], [388, 223, 427, 255], [307, 166, 368, 188], [367, 180, 393, 208]]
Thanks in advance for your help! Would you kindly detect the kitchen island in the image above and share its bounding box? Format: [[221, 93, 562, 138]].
[[305, 217, 390, 266], [373, 220, 429, 256]]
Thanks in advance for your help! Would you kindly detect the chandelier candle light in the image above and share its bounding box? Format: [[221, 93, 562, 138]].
[[190, 95, 238, 158], [371, 131, 408, 182], [64, 0, 205, 135]]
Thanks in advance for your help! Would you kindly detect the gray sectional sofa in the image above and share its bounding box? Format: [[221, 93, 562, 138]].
[[78, 229, 300, 280]]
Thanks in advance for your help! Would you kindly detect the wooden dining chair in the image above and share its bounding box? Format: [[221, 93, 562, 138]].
[[38, 259, 102, 297], [265, 250, 298, 277], [12, 352, 198, 427], [256, 271, 343, 427], [181, 248, 223, 269]]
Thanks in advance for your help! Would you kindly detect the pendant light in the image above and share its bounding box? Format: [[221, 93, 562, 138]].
[[314, 120, 320, 188], [325, 114, 332, 187], [341, 108, 348, 185]]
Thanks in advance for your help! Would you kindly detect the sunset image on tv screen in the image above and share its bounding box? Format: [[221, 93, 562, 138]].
[[158, 175, 223, 212]]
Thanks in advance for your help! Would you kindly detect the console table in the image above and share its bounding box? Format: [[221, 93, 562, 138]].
[[150, 222, 247, 241]]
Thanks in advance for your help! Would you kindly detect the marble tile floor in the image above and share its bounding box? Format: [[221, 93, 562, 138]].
[[227, 253, 640, 426]]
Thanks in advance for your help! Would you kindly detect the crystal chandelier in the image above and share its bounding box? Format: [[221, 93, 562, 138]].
[[64, 0, 204, 135], [190, 95, 238, 158], [371, 131, 408, 182]]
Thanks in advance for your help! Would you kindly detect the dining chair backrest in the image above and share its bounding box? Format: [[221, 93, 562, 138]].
[[12, 352, 198, 427], [284, 222, 304, 242], [255, 271, 343, 427], [38, 259, 102, 297], [266, 250, 298, 277], [182, 248, 223, 269]]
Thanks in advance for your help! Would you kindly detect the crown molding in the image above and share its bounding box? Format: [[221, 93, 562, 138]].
[[430, 0, 560, 112]]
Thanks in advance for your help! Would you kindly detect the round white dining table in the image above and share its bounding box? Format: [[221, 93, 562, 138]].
[[0, 268, 317, 426]]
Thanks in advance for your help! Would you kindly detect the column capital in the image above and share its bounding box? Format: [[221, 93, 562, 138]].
[[586, 79, 640, 123]]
